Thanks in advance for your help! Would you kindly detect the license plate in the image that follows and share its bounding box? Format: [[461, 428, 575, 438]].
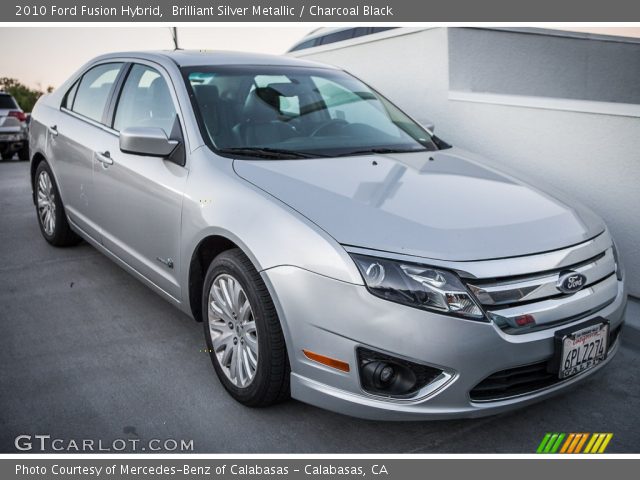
[[557, 321, 609, 379], [0, 134, 20, 141]]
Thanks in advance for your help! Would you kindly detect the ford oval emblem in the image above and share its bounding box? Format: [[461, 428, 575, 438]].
[[556, 271, 587, 294]]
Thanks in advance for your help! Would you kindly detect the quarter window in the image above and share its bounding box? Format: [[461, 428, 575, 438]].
[[113, 64, 177, 135], [71, 63, 123, 123], [62, 81, 79, 110]]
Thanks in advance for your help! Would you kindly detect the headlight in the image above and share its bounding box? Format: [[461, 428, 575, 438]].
[[351, 254, 486, 320]]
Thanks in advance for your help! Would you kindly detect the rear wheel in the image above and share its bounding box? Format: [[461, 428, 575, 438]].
[[35, 161, 81, 246], [202, 249, 290, 407]]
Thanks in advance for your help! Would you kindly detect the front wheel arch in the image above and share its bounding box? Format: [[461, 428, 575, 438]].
[[187, 235, 296, 377], [188, 235, 243, 323]]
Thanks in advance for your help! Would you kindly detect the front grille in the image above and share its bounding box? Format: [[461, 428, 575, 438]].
[[470, 325, 621, 402], [465, 247, 617, 334], [467, 250, 613, 308]]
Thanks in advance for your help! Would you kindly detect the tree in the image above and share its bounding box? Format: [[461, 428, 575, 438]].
[[0, 78, 53, 112]]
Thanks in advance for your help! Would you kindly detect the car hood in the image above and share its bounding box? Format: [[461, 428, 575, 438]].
[[233, 148, 605, 261]]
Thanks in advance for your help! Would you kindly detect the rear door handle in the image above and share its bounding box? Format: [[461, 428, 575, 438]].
[[95, 150, 113, 166], [48, 125, 58, 136]]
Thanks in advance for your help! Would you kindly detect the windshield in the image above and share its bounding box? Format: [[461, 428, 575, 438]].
[[183, 65, 438, 158]]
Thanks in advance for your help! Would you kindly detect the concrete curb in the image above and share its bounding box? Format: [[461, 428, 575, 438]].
[[622, 296, 640, 348]]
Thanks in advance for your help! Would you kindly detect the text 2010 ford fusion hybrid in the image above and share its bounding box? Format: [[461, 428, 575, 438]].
[[29, 51, 626, 419]]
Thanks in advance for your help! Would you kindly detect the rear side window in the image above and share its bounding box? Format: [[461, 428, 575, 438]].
[[0, 94, 18, 109], [72, 63, 123, 123], [113, 64, 177, 135]]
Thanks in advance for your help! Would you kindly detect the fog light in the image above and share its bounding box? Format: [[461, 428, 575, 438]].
[[357, 348, 442, 398], [379, 365, 396, 385]]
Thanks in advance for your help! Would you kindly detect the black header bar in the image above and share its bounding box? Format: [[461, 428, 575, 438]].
[[4, 0, 640, 22]]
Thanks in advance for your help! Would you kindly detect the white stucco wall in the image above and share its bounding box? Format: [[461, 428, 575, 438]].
[[293, 27, 640, 297]]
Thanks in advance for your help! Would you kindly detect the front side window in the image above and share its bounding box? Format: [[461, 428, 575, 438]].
[[72, 63, 123, 123], [184, 65, 437, 158], [113, 64, 177, 135]]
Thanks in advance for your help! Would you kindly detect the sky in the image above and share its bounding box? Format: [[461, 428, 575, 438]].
[[1, 26, 639, 90], [0, 27, 316, 90]]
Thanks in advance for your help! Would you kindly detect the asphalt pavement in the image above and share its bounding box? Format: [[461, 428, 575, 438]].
[[1, 159, 639, 453]]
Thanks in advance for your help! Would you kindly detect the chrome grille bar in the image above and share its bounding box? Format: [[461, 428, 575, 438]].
[[487, 273, 618, 331], [466, 248, 616, 307]]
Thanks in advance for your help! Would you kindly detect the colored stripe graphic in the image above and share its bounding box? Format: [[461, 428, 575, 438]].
[[584, 433, 614, 453], [584, 434, 598, 453], [536, 433, 552, 453], [549, 433, 565, 453], [560, 433, 575, 453], [538, 433, 613, 454], [544, 433, 558, 453], [574, 433, 589, 453], [597, 434, 613, 453], [537, 433, 566, 453]]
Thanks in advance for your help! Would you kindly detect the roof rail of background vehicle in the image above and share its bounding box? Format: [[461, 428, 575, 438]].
[[90, 50, 338, 69]]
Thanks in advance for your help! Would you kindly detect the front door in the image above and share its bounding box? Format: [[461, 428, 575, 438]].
[[92, 63, 188, 300]]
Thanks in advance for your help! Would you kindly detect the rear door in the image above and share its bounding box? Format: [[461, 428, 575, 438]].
[[52, 62, 125, 241], [92, 62, 188, 300]]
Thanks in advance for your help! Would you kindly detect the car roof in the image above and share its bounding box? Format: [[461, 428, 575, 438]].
[[92, 50, 338, 69]]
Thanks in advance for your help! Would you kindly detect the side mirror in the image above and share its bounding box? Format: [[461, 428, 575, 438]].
[[119, 127, 179, 158]]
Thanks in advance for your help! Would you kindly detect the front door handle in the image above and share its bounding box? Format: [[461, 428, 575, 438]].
[[48, 125, 58, 136], [96, 150, 113, 166]]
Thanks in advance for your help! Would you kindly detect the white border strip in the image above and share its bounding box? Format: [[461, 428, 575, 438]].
[[1, 21, 638, 459], [448, 90, 640, 117], [1, 22, 640, 27]]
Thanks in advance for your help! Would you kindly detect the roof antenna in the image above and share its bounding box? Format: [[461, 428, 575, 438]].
[[171, 27, 180, 50]]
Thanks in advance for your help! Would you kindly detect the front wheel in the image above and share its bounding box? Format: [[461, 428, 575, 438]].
[[35, 161, 81, 246], [202, 249, 290, 407]]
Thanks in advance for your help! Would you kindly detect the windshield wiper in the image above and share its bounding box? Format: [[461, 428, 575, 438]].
[[219, 147, 322, 159], [337, 147, 427, 157]]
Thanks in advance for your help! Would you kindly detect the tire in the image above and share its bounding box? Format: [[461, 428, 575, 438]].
[[202, 248, 290, 407], [18, 144, 29, 161], [34, 161, 81, 247]]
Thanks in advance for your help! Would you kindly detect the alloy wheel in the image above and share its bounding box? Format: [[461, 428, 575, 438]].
[[207, 274, 259, 387], [37, 171, 56, 236]]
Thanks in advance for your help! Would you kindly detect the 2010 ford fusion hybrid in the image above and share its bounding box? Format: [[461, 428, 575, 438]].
[[28, 51, 627, 419]]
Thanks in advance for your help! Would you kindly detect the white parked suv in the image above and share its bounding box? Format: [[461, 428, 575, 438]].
[[0, 92, 29, 160]]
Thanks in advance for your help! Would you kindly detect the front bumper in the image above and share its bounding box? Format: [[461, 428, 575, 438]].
[[262, 265, 626, 420]]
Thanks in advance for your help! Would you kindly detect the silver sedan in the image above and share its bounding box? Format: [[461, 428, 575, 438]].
[[28, 51, 626, 419]]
